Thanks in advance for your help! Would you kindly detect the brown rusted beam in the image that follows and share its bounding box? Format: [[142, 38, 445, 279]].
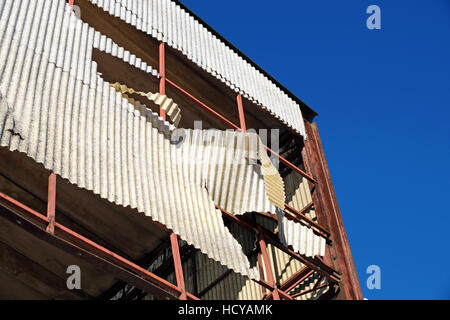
[[258, 227, 280, 300], [263, 267, 314, 300], [0, 192, 199, 300], [284, 204, 331, 240], [0, 205, 178, 299], [46, 173, 56, 234], [170, 233, 187, 300], [198, 269, 232, 298], [99, 238, 172, 300], [123, 243, 196, 300], [277, 289, 294, 300], [291, 282, 331, 299], [218, 206, 340, 283], [303, 121, 363, 300]]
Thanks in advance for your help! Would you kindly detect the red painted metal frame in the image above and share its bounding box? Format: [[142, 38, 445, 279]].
[[46, 173, 56, 234], [258, 227, 280, 300], [0, 34, 338, 300], [159, 43, 187, 300], [303, 122, 363, 299], [236, 94, 290, 301], [64, 0, 344, 301], [291, 283, 332, 299], [170, 233, 187, 300], [167, 75, 316, 184], [236, 93, 246, 131], [166, 78, 240, 130], [0, 191, 199, 300]]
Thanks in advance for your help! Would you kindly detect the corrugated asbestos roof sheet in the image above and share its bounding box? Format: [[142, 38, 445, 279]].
[[93, 31, 160, 78], [0, 0, 260, 279], [89, 0, 308, 138], [0, 0, 325, 281]]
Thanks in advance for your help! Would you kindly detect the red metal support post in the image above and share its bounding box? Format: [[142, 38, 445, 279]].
[[236, 93, 246, 132], [0, 192, 199, 300], [160, 41, 187, 300], [46, 173, 56, 234], [303, 121, 363, 299], [258, 227, 280, 300], [170, 233, 187, 300]]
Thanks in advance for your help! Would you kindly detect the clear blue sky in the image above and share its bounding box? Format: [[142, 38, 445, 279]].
[[180, 0, 450, 299]]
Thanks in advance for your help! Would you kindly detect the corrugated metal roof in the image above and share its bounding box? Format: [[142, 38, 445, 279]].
[[0, 0, 325, 283], [89, 0, 308, 138], [0, 0, 264, 280], [93, 31, 160, 78]]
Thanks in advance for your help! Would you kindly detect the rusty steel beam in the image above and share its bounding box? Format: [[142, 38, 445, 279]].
[[99, 238, 172, 300], [263, 267, 313, 300], [198, 269, 232, 298], [166, 77, 314, 184], [258, 227, 280, 300], [264, 145, 316, 183], [257, 252, 267, 296], [218, 206, 340, 283], [277, 289, 294, 300], [0, 192, 199, 300], [0, 204, 178, 299], [170, 233, 187, 300], [166, 78, 240, 130], [284, 204, 331, 240], [46, 173, 56, 234], [159, 42, 187, 300], [123, 243, 195, 300], [291, 282, 331, 299], [303, 121, 363, 300], [236, 93, 246, 131]]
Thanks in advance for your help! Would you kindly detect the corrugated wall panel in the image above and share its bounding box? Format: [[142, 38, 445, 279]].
[[93, 31, 160, 77], [0, 0, 328, 298], [284, 170, 316, 219], [0, 0, 288, 280], [89, 0, 307, 138]]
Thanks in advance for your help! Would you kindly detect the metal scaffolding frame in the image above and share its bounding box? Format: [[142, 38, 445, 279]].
[[0, 0, 363, 300]]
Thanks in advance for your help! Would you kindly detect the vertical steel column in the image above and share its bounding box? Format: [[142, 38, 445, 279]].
[[46, 173, 56, 234], [236, 94, 246, 132], [258, 227, 280, 300], [170, 233, 187, 300], [303, 121, 363, 300], [160, 41, 186, 300]]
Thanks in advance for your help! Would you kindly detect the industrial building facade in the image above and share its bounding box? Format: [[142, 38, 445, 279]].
[[0, 0, 362, 300]]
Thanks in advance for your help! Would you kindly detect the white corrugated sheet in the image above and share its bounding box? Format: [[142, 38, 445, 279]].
[[0, 0, 263, 279], [89, 0, 307, 138], [93, 31, 160, 78], [0, 0, 325, 283], [278, 211, 326, 257]]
